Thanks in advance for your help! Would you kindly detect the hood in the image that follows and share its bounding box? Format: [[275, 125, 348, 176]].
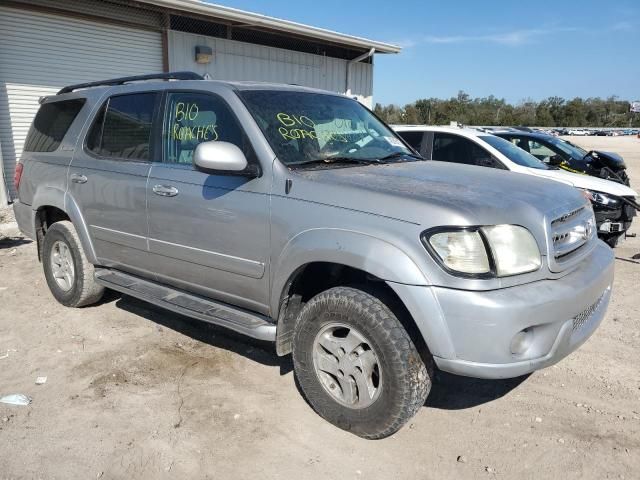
[[591, 150, 626, 169], [527, 167, 637, 197], [293, 161, 588, 227]]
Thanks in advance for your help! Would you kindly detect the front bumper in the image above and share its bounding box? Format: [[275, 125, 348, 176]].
[[594, 202, 636, 236], [389, 241, 615, 379]]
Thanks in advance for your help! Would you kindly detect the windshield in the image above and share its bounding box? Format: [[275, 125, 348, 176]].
[[238, 90, 417, 166], [479, 135, 549, 170], [548, 137, 588, 158]]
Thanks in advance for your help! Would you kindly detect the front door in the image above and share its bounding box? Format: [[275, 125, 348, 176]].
[[146, 90, 271, 314], [69, 91, 160, 278]]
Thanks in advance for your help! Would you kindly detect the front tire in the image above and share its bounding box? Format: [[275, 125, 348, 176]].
[[42, 220, 104, 307], [292, 286, 432, 439]]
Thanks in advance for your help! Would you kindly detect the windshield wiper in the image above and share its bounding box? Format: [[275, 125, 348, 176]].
[[289, 157, 381, 168]]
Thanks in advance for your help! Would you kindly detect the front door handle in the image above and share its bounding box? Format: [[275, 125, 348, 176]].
[[152, 185, 179, 197], [70, 173, 88, 184]]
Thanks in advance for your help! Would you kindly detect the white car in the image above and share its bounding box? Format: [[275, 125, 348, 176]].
[[566, 129, 589, 136], [393, 125, 638, 246]]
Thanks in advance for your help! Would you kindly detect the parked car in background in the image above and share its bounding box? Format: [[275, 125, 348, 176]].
[[566, 129, 589, 136], [12, 73, 617, 439], [493, 130, 631, 186], [394, 125, 638, 247]]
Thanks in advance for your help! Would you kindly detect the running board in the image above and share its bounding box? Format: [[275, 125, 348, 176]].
[[94, 269, 276, 341]]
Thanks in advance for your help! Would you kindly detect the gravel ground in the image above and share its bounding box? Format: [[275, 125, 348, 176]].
[[0, 136, 639, 479]]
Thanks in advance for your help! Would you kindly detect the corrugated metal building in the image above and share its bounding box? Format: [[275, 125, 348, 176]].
[[0, 0, 400, 205]]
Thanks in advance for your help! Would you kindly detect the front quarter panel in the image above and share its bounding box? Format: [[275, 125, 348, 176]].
[[271, 227, 429, 314]]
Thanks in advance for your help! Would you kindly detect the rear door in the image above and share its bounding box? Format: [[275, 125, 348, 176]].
[[146, 90, 271, 313], [69, 91, 160, 278]]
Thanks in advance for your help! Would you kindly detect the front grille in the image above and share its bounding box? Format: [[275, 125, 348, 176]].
[[549, 205, 596, 266], [572, 290, 607, 332], [551, 206, 584, 226]]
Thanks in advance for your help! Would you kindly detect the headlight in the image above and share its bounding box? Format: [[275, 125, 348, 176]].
[[427, 230, 490, 275], [583, 190, 620, 208], [423, 225, 541, 277], [482, 225, 542, 276]]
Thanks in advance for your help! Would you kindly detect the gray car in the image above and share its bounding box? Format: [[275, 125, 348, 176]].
[[13, 72, 614, 439]]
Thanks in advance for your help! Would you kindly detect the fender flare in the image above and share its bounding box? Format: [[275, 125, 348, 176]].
[[32, 187, 98, 264], [270, 228, 429, 317]]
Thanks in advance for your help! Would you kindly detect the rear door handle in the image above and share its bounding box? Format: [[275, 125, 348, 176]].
[[152, 185, 179, 197], [70, 173, 87, 184]]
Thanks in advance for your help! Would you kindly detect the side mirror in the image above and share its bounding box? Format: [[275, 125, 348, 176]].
[[194, 141, 256, 176]]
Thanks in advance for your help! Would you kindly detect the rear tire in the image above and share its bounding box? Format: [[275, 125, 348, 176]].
[[292, 286, 432, 439], [42, 220, 104, 307]]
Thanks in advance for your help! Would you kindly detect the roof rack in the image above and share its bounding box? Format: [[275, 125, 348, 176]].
[[57, 71, 204, 95]]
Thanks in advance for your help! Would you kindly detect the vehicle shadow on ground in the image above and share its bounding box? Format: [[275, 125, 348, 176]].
[[0, 236, 31, 249], [112, 294, 294, 375], [107, 294, 527, 410], [426, 371, 530, 410]]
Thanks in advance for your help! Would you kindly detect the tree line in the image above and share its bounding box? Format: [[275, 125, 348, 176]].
[[373, 91, 640, 128]]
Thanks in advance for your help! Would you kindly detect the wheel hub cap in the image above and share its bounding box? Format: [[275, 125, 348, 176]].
[[50, 240, 75, 291], [312, 323, 382, 409]]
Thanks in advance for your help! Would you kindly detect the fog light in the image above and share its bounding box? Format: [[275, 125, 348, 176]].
[[510, 328, 533, 355]]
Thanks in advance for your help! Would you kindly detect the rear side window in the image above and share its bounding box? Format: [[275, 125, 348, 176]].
[[24, 99, 85, 152], [86, 93, 157, 160]]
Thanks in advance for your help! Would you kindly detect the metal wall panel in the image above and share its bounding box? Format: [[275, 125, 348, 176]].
[[168, 30, 373, 106], [9, 0, 163, 29], [0, 5, 163, 201]]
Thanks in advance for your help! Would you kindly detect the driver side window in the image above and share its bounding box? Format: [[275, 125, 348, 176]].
[[163, 92, 251, 165]]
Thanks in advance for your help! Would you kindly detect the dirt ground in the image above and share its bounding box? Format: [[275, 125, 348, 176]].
[[1, 136, 639, 480]]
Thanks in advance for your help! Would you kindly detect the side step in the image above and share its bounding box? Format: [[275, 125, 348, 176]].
[[95, 269, 276, 342]]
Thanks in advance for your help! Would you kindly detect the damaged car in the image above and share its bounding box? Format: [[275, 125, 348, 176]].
[[394, 125, 638, 247], [493, 130, 631, 186]]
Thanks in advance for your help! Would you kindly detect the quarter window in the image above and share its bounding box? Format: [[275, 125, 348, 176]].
[[87, 93, 157, 160], [24, 99, 86, 152], [163, 92, 249, 165]]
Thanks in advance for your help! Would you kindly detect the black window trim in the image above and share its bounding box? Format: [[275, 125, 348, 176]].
[[82, 90, 162, 164], [24, 97, 87, 153], [157, 88, 262, 177]]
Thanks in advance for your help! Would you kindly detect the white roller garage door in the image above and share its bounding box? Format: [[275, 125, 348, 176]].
[[0, 6, 163, 201]]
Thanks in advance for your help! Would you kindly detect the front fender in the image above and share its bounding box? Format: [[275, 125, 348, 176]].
[[270, 228, 429, 315]]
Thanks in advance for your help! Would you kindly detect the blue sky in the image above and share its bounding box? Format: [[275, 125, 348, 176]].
[[212, 0, 640, 106]]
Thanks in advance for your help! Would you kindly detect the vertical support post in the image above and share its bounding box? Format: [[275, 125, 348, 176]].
[[161, 12, 170, 73]]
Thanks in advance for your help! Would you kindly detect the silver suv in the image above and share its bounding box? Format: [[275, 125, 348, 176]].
[[13, 72, 614, 439]]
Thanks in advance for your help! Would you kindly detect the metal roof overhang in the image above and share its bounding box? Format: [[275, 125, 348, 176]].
[[137, 0, 401, 54]]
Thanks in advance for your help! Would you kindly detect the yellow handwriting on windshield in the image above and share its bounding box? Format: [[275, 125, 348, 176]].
[[276, 112, 348, 143]]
